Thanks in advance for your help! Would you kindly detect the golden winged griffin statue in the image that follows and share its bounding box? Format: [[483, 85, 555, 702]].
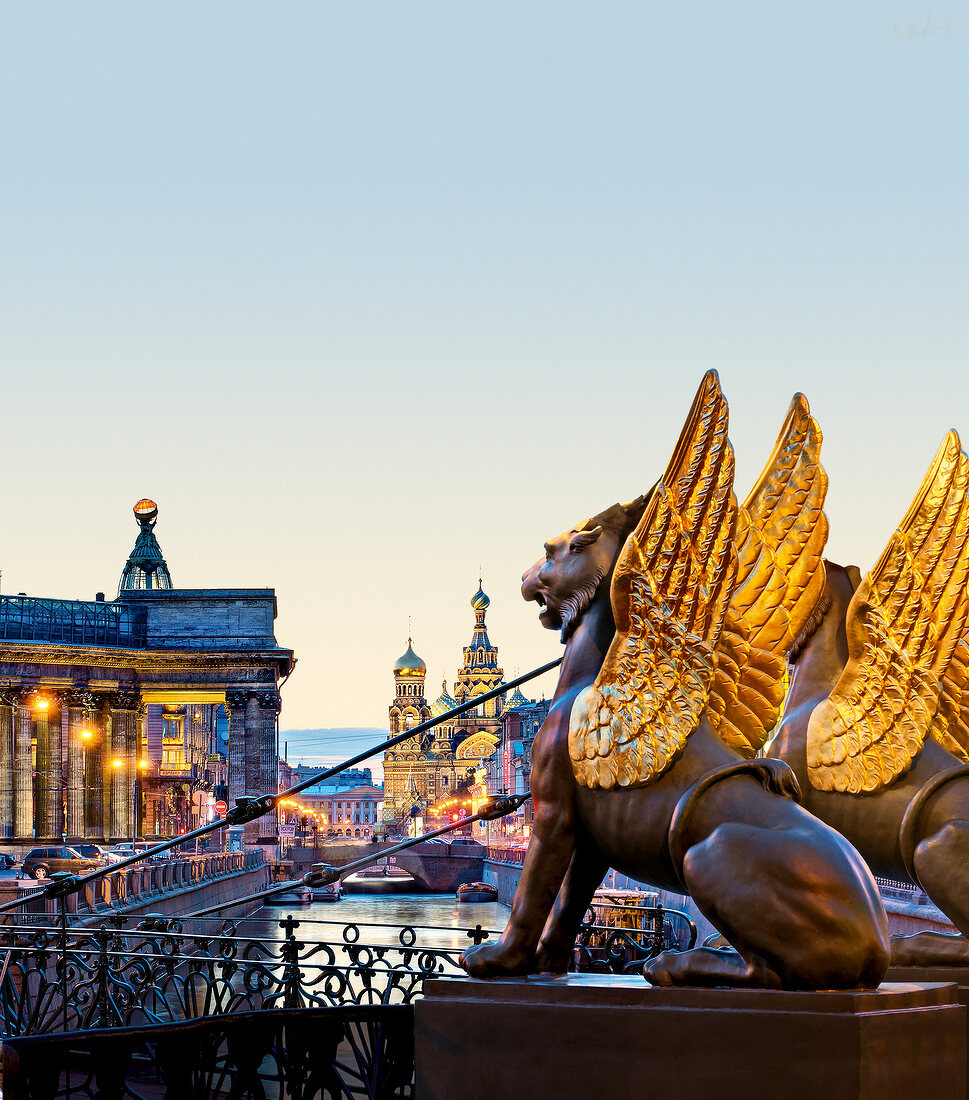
[[461, 370, 969, 988]]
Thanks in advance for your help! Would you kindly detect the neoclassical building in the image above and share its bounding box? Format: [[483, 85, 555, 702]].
[[382, 584, 505, 829], [0, 500, 293, 851]]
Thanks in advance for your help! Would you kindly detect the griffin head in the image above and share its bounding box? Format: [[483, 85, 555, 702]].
[[521, 494, 650, 642]]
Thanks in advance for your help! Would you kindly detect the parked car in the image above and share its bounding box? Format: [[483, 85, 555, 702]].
[[21, 847, 102, 881], [109, 843, 162, 862], [74, 843, 123, 864]]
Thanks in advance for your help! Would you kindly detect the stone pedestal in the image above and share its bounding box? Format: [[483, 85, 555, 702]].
[[889, 966, 969, 1092], [415, 975, 965, 1100]]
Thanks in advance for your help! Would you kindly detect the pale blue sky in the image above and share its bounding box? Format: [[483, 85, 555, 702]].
[[2, 3, 968, 751]]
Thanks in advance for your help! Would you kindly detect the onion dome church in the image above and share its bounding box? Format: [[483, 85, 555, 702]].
[[383, 583, 505, 830]]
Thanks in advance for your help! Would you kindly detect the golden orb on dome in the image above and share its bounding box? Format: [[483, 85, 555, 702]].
[[133, 498, 159, 523]]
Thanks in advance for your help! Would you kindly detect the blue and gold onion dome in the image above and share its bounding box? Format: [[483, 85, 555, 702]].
[[471, 585, 490, 611], [430, 679, 458, 718], [394, 639, 426, 677], [504, 685, 528, 711]]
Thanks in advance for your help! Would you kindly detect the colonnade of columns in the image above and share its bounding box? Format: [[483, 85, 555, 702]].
[[0, 688, 143, 842], [226, 689, 280, 844]]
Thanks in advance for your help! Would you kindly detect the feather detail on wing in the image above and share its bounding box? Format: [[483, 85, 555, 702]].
[[933, 638, 969, 762], [807, 431, 969, 792], [569, 370, 737, 789], [708, 394, 829, 756]]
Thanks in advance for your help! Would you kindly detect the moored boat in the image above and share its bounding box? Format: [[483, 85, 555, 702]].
[[456, 881, 498, 904], [311, 880, 342, 902], [342, 866, 417, 894], [264, 885, 313, 905]]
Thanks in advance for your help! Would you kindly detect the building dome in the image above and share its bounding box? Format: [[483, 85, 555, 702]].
[[470, 584, 490, 611], [394, 639, 426, 677], [119, 497, 173, 595], [430, 679, 458, 718], [504, 684, 528, 711]]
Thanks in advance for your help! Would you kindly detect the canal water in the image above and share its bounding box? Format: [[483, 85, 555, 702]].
[[241, 893, 511, 952]]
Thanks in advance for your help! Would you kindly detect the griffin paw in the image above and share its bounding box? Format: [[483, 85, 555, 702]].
[[535, 944, 572, 974], [460, 942, 533, 978]]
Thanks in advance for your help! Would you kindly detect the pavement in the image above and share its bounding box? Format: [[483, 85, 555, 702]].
[[0, 867, 37, 886]]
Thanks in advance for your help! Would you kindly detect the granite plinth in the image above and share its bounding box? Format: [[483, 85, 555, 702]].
[[888, 966, 969, 1093], [415, 974, 965, 1100]]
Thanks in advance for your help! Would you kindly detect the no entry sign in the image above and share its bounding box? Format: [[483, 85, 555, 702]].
[[214, 800, 228, 815]]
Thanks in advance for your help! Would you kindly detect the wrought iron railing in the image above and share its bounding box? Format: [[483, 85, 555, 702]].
[[486, 845, 527, 864], [574, 901, 697, 974], [0, 902, 692, 1042], [0, 897, 690, 1096], [0, 914, 499, 1038], [0, 1004, 415, 1099]]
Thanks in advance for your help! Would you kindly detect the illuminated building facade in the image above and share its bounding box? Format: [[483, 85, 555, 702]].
[[281, 783, 384, 839], [470, 689, 551, 840], [0, 500, 293, 853], [382, 584, 504, 830]]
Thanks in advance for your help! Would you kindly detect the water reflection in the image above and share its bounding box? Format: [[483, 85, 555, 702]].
[[241, 894, 511, 952]]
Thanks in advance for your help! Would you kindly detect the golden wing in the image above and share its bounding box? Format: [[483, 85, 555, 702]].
[[934, 638, 969, 761], [807, 431, 969, 793], [707, 395, 829, 756], [569, 370, 736, 790]]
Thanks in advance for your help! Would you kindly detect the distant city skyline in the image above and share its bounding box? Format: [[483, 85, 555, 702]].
[[2, 4, 967, 730], [280, 727, 388, 783]]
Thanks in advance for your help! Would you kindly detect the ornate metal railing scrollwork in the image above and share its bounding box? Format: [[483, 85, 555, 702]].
[[0, 914, 503, 1037], [0, 1005, 415, 1100]]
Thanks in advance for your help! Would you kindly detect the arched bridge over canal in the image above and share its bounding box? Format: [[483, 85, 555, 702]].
[[288, 839, 485, 893]]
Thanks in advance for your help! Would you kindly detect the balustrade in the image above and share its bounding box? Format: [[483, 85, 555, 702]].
[[12, 852, 260, 922]]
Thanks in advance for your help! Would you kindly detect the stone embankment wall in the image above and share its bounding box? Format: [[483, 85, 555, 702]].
[[483, 853, 721, 942], [482, 853, 526, 907], [1, 851, 269, 924], [483, 854, 951, 944]]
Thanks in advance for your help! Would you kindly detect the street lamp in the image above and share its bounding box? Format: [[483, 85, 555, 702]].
[[137, 759, 148, 844]]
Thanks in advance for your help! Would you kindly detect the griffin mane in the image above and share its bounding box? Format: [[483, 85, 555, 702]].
[[580, 488, 653, 547], [555, 490, 652, 645], [787, 591, 832, 664]]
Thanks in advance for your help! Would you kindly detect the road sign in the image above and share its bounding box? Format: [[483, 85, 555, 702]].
[[214, 800, 228, 815]]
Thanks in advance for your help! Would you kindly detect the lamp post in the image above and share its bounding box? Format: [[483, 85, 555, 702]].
[[136, 759, 148, 844]]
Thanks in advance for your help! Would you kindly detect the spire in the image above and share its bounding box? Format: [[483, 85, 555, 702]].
[[118, 499, 173, 595]]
